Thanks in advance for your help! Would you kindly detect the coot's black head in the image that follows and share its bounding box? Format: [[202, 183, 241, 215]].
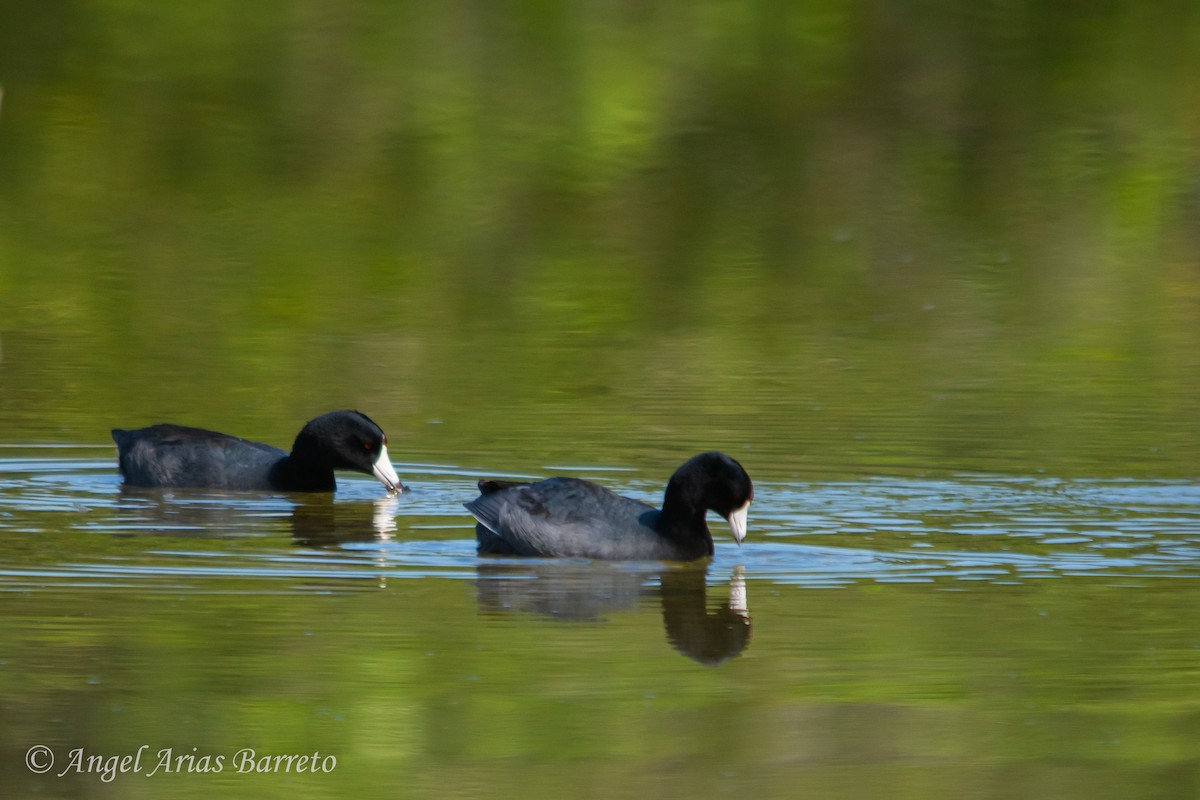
[[292, 410, 404, 493], [667, 451, 754, 544]]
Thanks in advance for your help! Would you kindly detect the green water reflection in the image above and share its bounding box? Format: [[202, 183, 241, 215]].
[[3, 578, 1199, 799], [1, 0, 1198, 476]]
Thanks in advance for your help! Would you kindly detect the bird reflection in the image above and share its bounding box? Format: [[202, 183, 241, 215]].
[[113, 486, 402, 544], [289, 495, 400, 546], [475, 561, 752, 665], [112, 489, 750, 664], [659, 565, 750, 666]]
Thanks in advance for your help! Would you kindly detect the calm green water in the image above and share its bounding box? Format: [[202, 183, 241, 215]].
[[1, 457, 1199, 799], [3, 1, 1200, 798]]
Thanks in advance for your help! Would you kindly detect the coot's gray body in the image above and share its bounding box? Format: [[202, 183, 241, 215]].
[[466, 452, 752, 561], [112, 410, 403, 494]]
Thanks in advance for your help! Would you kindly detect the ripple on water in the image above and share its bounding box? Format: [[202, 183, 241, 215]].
[[0, 455, 1197, 592]]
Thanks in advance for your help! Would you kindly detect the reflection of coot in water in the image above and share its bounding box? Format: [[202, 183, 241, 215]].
[[660, 565, 751, 666], [111, 488, 400, 545], [112, 484, 284, 537], [289, 496, 401, 547], [475, 562, 752, 664], [475, 561, 651, 622]]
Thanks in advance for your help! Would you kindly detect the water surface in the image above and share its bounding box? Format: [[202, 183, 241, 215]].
[[2, 452, 1199, 798], [3, 2, 1200, 797]]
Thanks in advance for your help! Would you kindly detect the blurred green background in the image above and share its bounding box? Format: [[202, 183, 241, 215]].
[[2, 0, 1200, 476], [3, 4, 1200, 800]]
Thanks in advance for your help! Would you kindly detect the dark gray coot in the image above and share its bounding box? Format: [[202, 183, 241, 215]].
[[111, 410, 403, 493], [465, 451, 752, 561]]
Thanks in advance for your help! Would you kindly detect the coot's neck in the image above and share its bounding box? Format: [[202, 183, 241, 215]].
[[270, 437, 337, 492], [658, 480, 715, 558]]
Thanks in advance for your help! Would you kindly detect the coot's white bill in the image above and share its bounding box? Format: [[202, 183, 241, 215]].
[[372, 445, 404, 494], [728, 500, 750, 544]]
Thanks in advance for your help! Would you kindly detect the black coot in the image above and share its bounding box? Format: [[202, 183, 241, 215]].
[[111, 410, 403, 494], [465, 451, 752, 560]]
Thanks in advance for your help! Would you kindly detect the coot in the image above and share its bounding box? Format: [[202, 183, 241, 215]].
[[112, 410, 403, 494], [465, 451, 752, 560]]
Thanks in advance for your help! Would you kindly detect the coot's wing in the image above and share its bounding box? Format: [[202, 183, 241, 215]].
[[114, 424, 285, 489], [465, 477, 669, 559]]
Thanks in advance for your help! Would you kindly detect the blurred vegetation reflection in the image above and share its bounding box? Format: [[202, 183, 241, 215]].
[[1, 2, 1199, 475]]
